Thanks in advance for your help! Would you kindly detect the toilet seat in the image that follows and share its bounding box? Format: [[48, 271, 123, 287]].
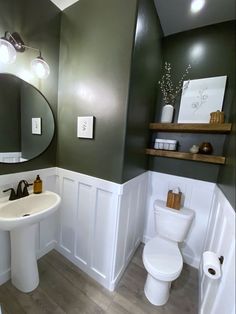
[[143, 236, 183, 282]]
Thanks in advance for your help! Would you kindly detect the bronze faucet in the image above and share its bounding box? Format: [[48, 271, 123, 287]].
[[2, 188, 17, 200], [3, 180, 32, 201]]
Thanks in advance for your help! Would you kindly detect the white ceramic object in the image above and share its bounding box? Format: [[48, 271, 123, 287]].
[[0, 191, 61, 292], [190, 145, 199, 153], [160, 104, 174, 123], [143, 200, 194, 306]]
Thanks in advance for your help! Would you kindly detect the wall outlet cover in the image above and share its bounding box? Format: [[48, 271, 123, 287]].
[[32, 118, 42, 135], [77, 116, 94, 139]]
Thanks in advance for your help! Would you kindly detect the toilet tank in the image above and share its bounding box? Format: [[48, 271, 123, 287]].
[[154, 200, 194, 242]]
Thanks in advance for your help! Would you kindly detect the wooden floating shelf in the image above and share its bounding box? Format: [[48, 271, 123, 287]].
[[146, 149, 226, 165], [149, 123, 232, 133]]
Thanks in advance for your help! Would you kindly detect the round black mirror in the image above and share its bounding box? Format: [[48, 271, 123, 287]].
[[0, 74, 54, 163]]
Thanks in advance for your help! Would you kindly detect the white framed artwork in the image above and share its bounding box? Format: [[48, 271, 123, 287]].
[[32, 118, 42, 135], [77, 116, 94, 139], [177, 76, 227, 123]]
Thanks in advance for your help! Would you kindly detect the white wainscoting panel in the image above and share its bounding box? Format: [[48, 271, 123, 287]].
[[112, 173, 148, 288], [199, 186, 235, 314], [75, 182, 93, 266], [56, 168, 148, 290], [0, 168, 58, 285], [60, 177, 77, 253], [143, 171, 215, 268]]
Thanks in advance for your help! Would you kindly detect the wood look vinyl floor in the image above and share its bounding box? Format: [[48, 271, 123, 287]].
[[0, 245, 198, 314]]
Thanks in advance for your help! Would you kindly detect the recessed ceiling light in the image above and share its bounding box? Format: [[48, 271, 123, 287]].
[[191, 0, 205, 13]]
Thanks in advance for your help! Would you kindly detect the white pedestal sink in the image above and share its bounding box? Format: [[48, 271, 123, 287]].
[[0, 191, 61, 293]]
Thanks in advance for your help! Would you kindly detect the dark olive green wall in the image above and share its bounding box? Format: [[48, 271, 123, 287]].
[[20, 82, 54, 160], [0, 0, 60, 174], [57, 0, 138, 182], [0, 75, 21, 152], [149, 21, 236, 184], [122, 0, 163, 182]]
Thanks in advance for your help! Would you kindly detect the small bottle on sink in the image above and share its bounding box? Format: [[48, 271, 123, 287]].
[[33, 175, 42, 194]]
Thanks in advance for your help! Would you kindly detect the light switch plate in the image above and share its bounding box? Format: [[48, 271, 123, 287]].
[[32, 118, 41, 135], [77, 116, 94, 139]]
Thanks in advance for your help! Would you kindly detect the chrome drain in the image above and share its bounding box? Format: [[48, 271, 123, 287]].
[[22, 213, 30, 217]]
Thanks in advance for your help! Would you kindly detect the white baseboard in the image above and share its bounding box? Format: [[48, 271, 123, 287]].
[[55, 245, 111, 290], [142, 235, 151, 244], [37, 240, 57, 259], [182, 253, 199, 269], [0, 269, 10, 285], [110, 240, 141, 291]]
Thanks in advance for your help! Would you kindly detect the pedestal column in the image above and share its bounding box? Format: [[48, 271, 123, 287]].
[[10, 223, 39, 293]]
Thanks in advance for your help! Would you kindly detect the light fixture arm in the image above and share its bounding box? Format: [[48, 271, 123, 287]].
[[4, 31, 42, 57], [4, 31, 25, 52], [21, 44, 41, 56]]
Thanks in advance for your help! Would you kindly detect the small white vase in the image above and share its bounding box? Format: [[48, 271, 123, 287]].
[[160, 104, 174, 123]]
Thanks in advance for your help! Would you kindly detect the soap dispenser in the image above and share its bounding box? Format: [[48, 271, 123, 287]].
[[33, 175, 42, 194]]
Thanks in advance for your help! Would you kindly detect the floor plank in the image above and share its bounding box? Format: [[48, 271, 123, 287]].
[[0, 244, 198, 314]]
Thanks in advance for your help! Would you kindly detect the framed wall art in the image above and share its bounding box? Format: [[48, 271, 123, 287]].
[[177, 76, 227, 123]]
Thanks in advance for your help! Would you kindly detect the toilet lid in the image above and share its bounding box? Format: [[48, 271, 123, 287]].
[[143, 236, 183, 281]]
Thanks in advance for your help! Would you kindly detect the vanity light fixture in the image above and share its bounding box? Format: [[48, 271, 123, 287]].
[[31, 53, 50, 79], [191, 0, 205, 13], [0, 31, 50, 79]]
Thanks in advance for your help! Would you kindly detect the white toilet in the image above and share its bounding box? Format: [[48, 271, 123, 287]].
[[143, 199, 194, 306]]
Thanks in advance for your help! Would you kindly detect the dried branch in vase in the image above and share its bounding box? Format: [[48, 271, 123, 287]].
[[158, 62, 191, 106]]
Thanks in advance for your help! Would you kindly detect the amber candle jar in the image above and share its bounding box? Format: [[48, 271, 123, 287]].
[[199, 142, 213, 154]]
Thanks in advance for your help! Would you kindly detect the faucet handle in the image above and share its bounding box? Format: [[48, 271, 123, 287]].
[[22, 180, 33, 197], [3, 188, 17, 201]]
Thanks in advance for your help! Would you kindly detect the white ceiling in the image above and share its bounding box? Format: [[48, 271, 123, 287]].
[[154, 0, 236, 36], [50, 0, 79, 11], [50, 0, 236, 36]]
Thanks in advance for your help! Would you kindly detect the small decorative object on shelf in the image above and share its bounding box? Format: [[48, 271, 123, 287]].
[[199, 142, 213, 154], [210, 110, 225, 124], [158, 62, 191, 123], [189, 145, 199, 154]]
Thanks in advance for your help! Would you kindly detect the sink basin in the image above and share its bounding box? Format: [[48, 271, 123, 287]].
[[0, 190, 61, 293], [0, 191, 61, 230]]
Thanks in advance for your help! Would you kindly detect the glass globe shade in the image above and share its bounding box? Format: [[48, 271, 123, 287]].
[[191, 0, 205, 13], [31, 57, 50, 79], [0, 38, 16, 64]]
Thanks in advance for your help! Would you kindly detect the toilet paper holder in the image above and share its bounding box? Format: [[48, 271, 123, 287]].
[[219, 256, 224, 265], [208, 256, 224, 276]]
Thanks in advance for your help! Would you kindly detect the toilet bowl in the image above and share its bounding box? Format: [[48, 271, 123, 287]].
[[143, 200, 194, 306]]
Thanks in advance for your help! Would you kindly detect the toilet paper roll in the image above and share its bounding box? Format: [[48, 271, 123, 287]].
[[203, 251, 221, 280]]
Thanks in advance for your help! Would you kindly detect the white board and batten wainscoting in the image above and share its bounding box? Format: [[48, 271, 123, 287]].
[[56, 167, 148, 290], [0, 167, 235, 313], [0, 167, 148, 291], [199, 186, 235, 314]]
